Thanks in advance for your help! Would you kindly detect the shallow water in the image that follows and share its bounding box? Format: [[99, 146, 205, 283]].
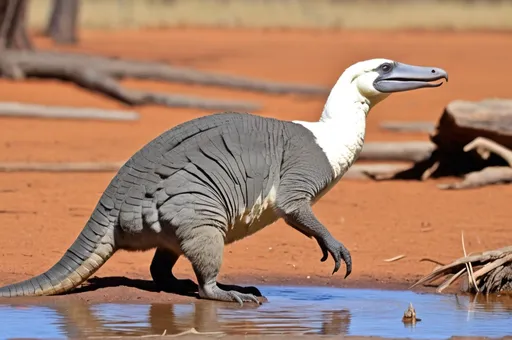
[[0, 286, 511, 339]]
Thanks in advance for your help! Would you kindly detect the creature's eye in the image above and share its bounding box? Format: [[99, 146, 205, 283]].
[[381, 63, 393, 73]]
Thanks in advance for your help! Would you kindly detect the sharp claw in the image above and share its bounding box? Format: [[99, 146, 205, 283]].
[[341, 248, 352, 279], [344, 266, 352, 279], [332, 260, 340, 275], [321, 249, 328, 262], [231, 293, 243, 306]]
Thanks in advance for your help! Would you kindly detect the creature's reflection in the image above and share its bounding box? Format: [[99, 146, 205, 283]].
[[21, 298, 352, 338]]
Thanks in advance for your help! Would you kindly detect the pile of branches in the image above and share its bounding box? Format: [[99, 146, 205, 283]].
[[367, 98, 512, 190], [411, 241, 512, 294]]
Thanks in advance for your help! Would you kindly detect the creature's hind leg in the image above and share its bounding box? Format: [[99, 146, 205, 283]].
[[181, 226, 264, 306], [150, 247, 198, 294]]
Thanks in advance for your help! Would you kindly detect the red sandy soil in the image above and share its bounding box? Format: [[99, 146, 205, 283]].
[[0, 28, 511, 304]]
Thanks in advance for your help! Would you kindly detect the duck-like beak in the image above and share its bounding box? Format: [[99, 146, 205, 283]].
[[373, 62, 448, 93]]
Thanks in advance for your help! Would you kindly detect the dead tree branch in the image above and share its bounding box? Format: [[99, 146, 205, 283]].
[[0, 50, 330, 111], [0, 102, 139, 121], [0, 50, 329, 95]]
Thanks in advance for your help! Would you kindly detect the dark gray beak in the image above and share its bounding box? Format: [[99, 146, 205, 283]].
[[373, 62, 448, 93]]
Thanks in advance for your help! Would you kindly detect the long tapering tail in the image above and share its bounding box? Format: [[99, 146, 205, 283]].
[[0, 203, 116, 297]]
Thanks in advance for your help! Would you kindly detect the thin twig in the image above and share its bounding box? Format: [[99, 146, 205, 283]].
[[462, 231, 480, 293], [384, 254, 406, 262]]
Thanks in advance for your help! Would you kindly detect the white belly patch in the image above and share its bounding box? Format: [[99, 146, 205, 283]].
[[225, 186, 279, 244]]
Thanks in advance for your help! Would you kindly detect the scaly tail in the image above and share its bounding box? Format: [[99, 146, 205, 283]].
[[0, 195, 116, 297]]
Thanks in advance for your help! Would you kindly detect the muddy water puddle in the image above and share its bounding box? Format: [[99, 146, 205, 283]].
[[0, 286, 511, 339]]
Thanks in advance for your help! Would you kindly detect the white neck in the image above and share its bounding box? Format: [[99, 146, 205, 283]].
[[293, 69, 378, 179]]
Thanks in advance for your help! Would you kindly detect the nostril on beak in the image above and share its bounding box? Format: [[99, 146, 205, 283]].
[[431, 69, 436, 74]]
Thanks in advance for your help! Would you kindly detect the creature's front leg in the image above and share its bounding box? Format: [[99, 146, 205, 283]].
[[283, 203, 352, 278]]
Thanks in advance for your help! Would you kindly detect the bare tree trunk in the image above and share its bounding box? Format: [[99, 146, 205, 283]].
[[0, 0, 32, 50], [45, 0, 80, 44]]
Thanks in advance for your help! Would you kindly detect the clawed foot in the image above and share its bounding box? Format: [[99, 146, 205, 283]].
[[199, 282, 265, 306], [316, 236, 352, 278]]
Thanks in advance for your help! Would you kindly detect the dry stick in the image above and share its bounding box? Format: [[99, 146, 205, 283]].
[[464, 136, 512, 167], [437, 267, 466, 293], [383, 254, 406, 262], [438, 166, 512, 190], [0, 102, 139, 121], [359, 141, 435, 162], [379, 121, 436, 134], [461, 231, 479, 293], [419, 258, 446, 266]]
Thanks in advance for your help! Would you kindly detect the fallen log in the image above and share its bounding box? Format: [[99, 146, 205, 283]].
[[365, 99, 512, 187], [0, 102, 139, 121], [379, 121, 436, 134], [432, 99, 512, 152], [359, 141, 434, 162], [0, 50, 328, 112]]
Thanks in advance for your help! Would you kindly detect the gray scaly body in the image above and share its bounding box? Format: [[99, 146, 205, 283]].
[[0, 59, 448, 304]]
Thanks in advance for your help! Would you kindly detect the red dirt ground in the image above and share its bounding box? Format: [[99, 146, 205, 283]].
[[0, 28, 511, 303]]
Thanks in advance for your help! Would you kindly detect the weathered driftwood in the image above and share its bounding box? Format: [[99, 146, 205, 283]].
[[432, 99, 512, 152], [0, 102, 139, 121], [359, 141, 434, 162], [365, 99, 512, 187], [379, 121, 436, 134], [411, 245, 512, 293], [0, 50, 328, 112]]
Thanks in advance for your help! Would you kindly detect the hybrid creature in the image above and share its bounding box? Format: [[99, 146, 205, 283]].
[[0, 59, 448, 305]]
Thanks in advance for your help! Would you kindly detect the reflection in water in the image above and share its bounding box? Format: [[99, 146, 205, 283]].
[[0, 286, 511, 339]]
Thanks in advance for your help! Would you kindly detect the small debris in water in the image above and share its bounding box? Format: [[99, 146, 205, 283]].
[[402, 302, 422, 324]]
